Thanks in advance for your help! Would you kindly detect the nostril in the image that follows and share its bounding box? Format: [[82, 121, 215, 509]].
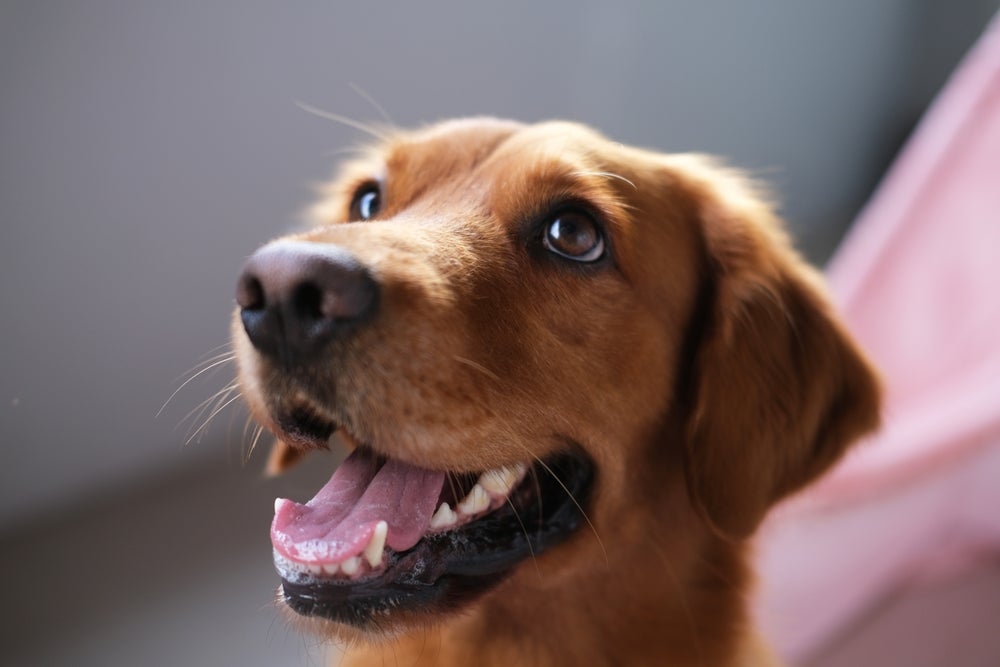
[[291, 282, 324, 321], [236, 273, 265, 310]]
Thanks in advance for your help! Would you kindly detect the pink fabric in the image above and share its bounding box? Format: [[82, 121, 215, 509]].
[[755, 13, 1000, 662]]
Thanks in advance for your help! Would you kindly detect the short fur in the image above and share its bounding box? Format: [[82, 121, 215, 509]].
[[234, 118, 881, 666]]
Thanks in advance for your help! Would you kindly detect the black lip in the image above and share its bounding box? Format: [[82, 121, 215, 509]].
[[276, 403, 337, 446], [279, 449, 595, 628]]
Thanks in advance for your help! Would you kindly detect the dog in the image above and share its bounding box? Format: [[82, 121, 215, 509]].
[[232, 118, 881, 666]]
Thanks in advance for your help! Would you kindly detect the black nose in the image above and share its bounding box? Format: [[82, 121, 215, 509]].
[[236, 240, 378, 364]]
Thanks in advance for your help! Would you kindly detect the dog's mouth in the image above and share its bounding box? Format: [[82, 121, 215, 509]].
[[269, 424, 594, 629]]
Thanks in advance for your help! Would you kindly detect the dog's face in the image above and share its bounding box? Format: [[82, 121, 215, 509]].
[[233, 118, 879, 642]]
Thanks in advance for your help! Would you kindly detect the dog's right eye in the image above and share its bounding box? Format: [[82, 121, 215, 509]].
[[350, 183, 382, 221]]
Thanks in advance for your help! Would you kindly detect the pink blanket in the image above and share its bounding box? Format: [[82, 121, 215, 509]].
[[755, 13, 1000, 661]]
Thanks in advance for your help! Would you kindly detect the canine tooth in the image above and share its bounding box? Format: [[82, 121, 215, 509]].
[[457, 484, 489, 515], [478, 464, 525, 495], [341, 556, 361, 576], [364, 520, 388, 567], [274, 497, 290, 514], [430, 502, 458, 529], [322, 562, 340, 575]]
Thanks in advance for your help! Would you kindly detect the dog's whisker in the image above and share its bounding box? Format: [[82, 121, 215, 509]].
[[183, 384, 238, 445], [528, 451, 609, 568], [348, 82, 396, 129], [323, 143, 380, 159], [245, 423, 267, 464], [531, 466, 545, 543], [171, 343, 234, 382], [494, 434, 605, 566], [240, 420, 250, 465], [185, 390, 242, 447], [157, 354, 236, 418], [451, 355, 502, 383], [223, 393, 248, 452], [295, 101, 390, 141], [238, 417, 256, 466], [187, 350, 236, 374], [504, 494, 542, 580], [426, 388, 580, 572], [187, 391, 242, 447], [445, 472, 461, 509], [241, 414, 255, 449], [178, 381, 239, 431], [572, 169, 638, 191], [187, 339, 234, 365]]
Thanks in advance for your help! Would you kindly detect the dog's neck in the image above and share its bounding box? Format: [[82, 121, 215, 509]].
[[339, 510, 776, 666]]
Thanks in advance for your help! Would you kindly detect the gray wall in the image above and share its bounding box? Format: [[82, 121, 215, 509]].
[[2, 0, 997, 529]]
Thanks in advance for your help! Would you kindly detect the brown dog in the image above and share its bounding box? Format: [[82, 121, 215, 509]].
[[233, 118, 880, 666]]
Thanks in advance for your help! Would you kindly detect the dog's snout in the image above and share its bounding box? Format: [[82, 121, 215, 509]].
[[236, 240, 378, 362]]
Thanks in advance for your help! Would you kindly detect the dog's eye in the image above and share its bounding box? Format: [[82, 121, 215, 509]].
[[350, 183, 381, 221], [542, 211, 605, 262]]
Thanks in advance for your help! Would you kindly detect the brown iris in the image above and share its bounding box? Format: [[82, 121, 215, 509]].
[[542, 211, 605, 262]]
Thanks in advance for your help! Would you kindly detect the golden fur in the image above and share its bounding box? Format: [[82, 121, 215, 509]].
[[234, 118, 880, 666]]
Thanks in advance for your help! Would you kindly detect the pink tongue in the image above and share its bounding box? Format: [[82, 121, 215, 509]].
[[271, 448, 445, 564]]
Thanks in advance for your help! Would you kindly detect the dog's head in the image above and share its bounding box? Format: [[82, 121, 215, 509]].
[[233, 118, 879, 638]]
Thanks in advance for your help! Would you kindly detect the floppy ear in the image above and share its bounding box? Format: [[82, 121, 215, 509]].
[[677, 160, 881, 540]]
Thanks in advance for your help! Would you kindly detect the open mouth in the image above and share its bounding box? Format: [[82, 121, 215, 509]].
[[270, 439, 594, 628]]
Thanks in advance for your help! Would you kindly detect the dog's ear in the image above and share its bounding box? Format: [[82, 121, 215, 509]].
[[676, 159, 881, 540]]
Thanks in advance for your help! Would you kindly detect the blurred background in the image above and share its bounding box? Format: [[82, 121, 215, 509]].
[[2, 2, 998, 665]]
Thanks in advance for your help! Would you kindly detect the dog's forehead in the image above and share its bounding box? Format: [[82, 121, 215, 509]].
[[380, 120, 659, 216], [383, 118, 524, 179], [382, 119, 638, 182]]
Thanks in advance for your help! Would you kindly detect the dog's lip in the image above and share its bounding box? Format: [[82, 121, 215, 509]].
[[273, 447, 594, 628], [274, 401, 338, 448]]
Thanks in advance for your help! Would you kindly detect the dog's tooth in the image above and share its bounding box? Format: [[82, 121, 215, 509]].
[[307, 563, 323, 575], [274, 497, 290, 514], [341, 556, 361, 576], [430, 502, 458, 529], [478, 464, 525, 496], [322, 562, 340, 575], [478, 468, 511, 495], [457, 484, 490, 516], [364, 520, 388, 568]]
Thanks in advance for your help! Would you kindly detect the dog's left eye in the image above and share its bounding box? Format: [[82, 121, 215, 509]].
[[350, 183, 382, 221], [542, 211, 605, 262]]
